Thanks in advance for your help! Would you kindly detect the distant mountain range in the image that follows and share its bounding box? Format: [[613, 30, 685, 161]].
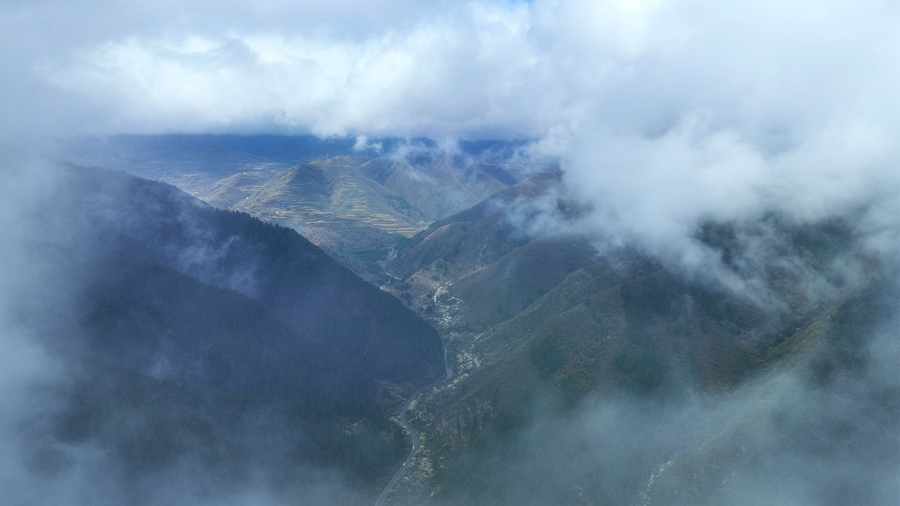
[[226, 156, 516, 278], [54, 134, 529, 281], [54, 134, 531, 196]]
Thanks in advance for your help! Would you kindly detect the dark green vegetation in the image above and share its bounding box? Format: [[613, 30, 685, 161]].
[[376, 173, 897, 505], [7, 162, 444, 504]]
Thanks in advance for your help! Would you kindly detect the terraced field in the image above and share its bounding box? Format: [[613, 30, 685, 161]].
[[235, 157, 427, 235]]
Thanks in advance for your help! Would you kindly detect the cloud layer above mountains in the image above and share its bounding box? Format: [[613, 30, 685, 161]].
[[4, 0, 896, 139], [3, 0, 900, 261]]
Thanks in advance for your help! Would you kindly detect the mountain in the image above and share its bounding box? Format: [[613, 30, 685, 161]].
[[376, 173, 887, 505], [362, 152, 520, 223], [52, 134, 366, 194], [383, 172, 574, 310], [423, 270, 891, 506], [224, 156, 519, 280], [37, 135, 893, 505], [3, 161, 444, 504], [230, 157, 430, 277], [356, 158, 474, 221], [54, 135, 525, 206], [195, 169, 278, 208], [53, 135, 526, 282]]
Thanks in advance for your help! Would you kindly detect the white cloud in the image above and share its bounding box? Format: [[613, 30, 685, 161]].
[[3, 0, 900, 267], [3, 3, 900, 502]]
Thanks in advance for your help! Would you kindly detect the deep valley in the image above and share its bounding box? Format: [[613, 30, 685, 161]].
[[10, 134, 896, 505]]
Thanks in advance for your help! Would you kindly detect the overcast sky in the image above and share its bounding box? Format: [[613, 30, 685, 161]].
[[2, 0, 893, 139], [3, 0, 900, 265]]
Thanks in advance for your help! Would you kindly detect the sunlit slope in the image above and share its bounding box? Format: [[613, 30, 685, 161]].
[[359, 154, 515, 224], [235, 157, 428, 237], [55, 134, 361, 194], [358, 158, 474, 221], [197, 169, 281, 208], [58, 135, 522, 283]]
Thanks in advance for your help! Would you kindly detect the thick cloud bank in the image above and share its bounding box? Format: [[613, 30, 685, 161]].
[[5, 0, 900, 261], [3, 1, 896, 139]]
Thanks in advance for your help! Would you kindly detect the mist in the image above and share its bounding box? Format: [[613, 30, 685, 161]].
[[443, 348, 900, 505], [0, 155, 380, 505], [413, 152, 900, 504], [443, 283, 900, 505], [3, 0, 900, 505], [10, 0, 896, 266], [5, 0, 899, 258]]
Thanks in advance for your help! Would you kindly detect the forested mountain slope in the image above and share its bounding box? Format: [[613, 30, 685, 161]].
[[1, 161, 444, 505], [378, 171, 893, 505]]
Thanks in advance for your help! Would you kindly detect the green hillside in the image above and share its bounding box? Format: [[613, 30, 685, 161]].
[[376, 171, 882, 504], [226, 156, 520, 281], [232, 157, 429, 276], [357, 158, 473, 221]]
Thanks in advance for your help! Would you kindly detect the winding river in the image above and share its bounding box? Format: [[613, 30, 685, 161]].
[[375, 348, 453, 506]]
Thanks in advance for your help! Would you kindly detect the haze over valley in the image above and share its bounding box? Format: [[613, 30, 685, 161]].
[[3, 1, 900, 505]]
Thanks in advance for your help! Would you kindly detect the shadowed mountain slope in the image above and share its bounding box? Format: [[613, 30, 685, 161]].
[[51, 163, 444, 384], [3, 161, 444, 504]]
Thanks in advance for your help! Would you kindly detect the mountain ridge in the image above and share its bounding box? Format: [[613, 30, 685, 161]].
[[3, 160, 447, 504]]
